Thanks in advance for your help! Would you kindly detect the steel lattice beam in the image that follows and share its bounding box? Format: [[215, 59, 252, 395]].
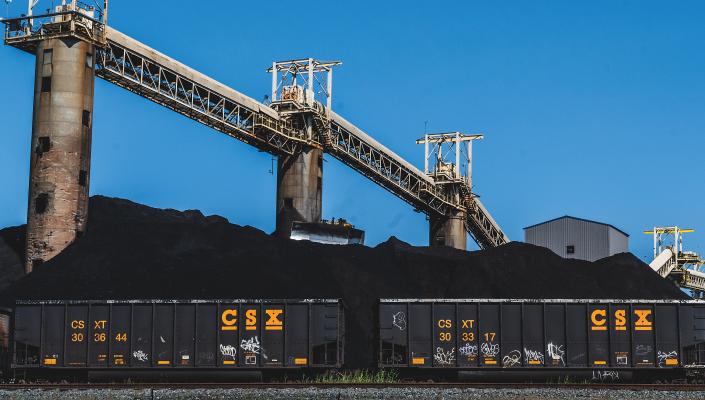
[[327, 120, 456, 216], [95, 40, 306, 156]]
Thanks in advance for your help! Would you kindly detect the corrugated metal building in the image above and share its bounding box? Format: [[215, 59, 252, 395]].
[[524, 216, 629, 262]]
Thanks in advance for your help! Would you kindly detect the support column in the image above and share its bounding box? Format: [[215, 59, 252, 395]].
[[25, 37, 95, 272], [429, 210, 467, 250], [275, 148, 323, 238]]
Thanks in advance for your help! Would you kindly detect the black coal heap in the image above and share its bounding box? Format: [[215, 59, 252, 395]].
[[0, 195, 686, 367]]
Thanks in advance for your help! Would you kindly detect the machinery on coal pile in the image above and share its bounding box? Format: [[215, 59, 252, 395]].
[[290, 219, 365, 245], [645, 227, 705, 298]]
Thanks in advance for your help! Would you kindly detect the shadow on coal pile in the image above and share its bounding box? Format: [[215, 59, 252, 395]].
[[0, 195, 686, 368]]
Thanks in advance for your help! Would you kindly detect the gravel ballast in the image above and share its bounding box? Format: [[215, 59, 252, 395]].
[[1, 387, 705, 400]]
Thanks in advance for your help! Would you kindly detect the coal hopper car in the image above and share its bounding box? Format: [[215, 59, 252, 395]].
[[10, 299, 344, 379], [379, 299, 705, 381]]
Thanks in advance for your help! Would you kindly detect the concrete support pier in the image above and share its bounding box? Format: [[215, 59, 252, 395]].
[[275, 149, 323, 238], [430, 210, 467, 250], [25, 38, 95, 272]]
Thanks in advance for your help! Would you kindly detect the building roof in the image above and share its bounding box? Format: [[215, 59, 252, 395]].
[[523, 215, 629, 237]]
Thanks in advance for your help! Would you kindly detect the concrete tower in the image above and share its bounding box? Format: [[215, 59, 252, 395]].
[[430, 210, 467, 250], [269, 59, 338, 238], [275, 149, 323, 237], [25, 37, 95, 272]]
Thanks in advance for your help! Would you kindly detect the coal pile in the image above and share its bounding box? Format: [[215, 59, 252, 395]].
[[0, 224, 25, 293], [0, 196, 686, 368]]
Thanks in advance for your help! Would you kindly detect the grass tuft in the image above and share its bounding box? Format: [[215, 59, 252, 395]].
[[307, 369, 399, 384]]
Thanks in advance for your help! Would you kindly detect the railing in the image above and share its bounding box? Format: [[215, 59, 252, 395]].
[[3, 10, 105, 51], [656, 257, 677, 278], [465, 198, 510, 248], [682, 270, 705, 292]]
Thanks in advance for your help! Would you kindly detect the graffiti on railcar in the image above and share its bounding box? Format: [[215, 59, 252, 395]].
[[434, 347, 455, 365], [219, 344, 237, 360], [502, 350, 521, 368], [481, 342, 499, 358], [458, 343, 478, 357], [635, 344, 652, 356], [132, 350, 148, 362], [241, 336, 268, 364], [592, 369, 620, 382], [546, 342, 565, 366], [392, 311, 406, 331], [657, 350, 678, 367], [523, 348, 544, 365]]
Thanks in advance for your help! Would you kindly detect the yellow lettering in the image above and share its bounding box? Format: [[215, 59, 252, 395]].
[[438, 319, 452, 329], [71, 320, 85, 329], [265, 309, 283, 330], [245, 309, 257, 330], [591, 309, 607, 331], [461, 319, 475, 329], [634, 309, 653, 331], [221, 309, 238, 331], [614, 309, 626, 331], [93, 320, 106, 330]]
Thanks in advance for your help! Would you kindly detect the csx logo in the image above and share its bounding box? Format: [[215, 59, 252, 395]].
[[221, 309, 284, 331], [590, 309, 652, 331]]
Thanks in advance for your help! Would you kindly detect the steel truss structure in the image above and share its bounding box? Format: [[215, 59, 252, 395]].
[[646, 227, 705, 296], [3, 9, 509, 249], [327, 120, 456, 215], [95, 40, 307, 156]]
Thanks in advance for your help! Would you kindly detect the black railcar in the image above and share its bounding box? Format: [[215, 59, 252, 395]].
[[379, 299, 705, 381], [11, 299, 343, 378]]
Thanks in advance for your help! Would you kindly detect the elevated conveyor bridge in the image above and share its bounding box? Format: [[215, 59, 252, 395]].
[[2, 5, 508, 250]]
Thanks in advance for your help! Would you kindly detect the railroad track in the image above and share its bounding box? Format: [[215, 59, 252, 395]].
[[0, 382, 703, 391]]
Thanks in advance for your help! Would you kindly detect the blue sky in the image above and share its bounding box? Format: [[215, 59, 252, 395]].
[[1, 0, 704, 262]]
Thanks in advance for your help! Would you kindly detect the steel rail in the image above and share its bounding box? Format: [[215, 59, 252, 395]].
[[0, 382, 703, 390]]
